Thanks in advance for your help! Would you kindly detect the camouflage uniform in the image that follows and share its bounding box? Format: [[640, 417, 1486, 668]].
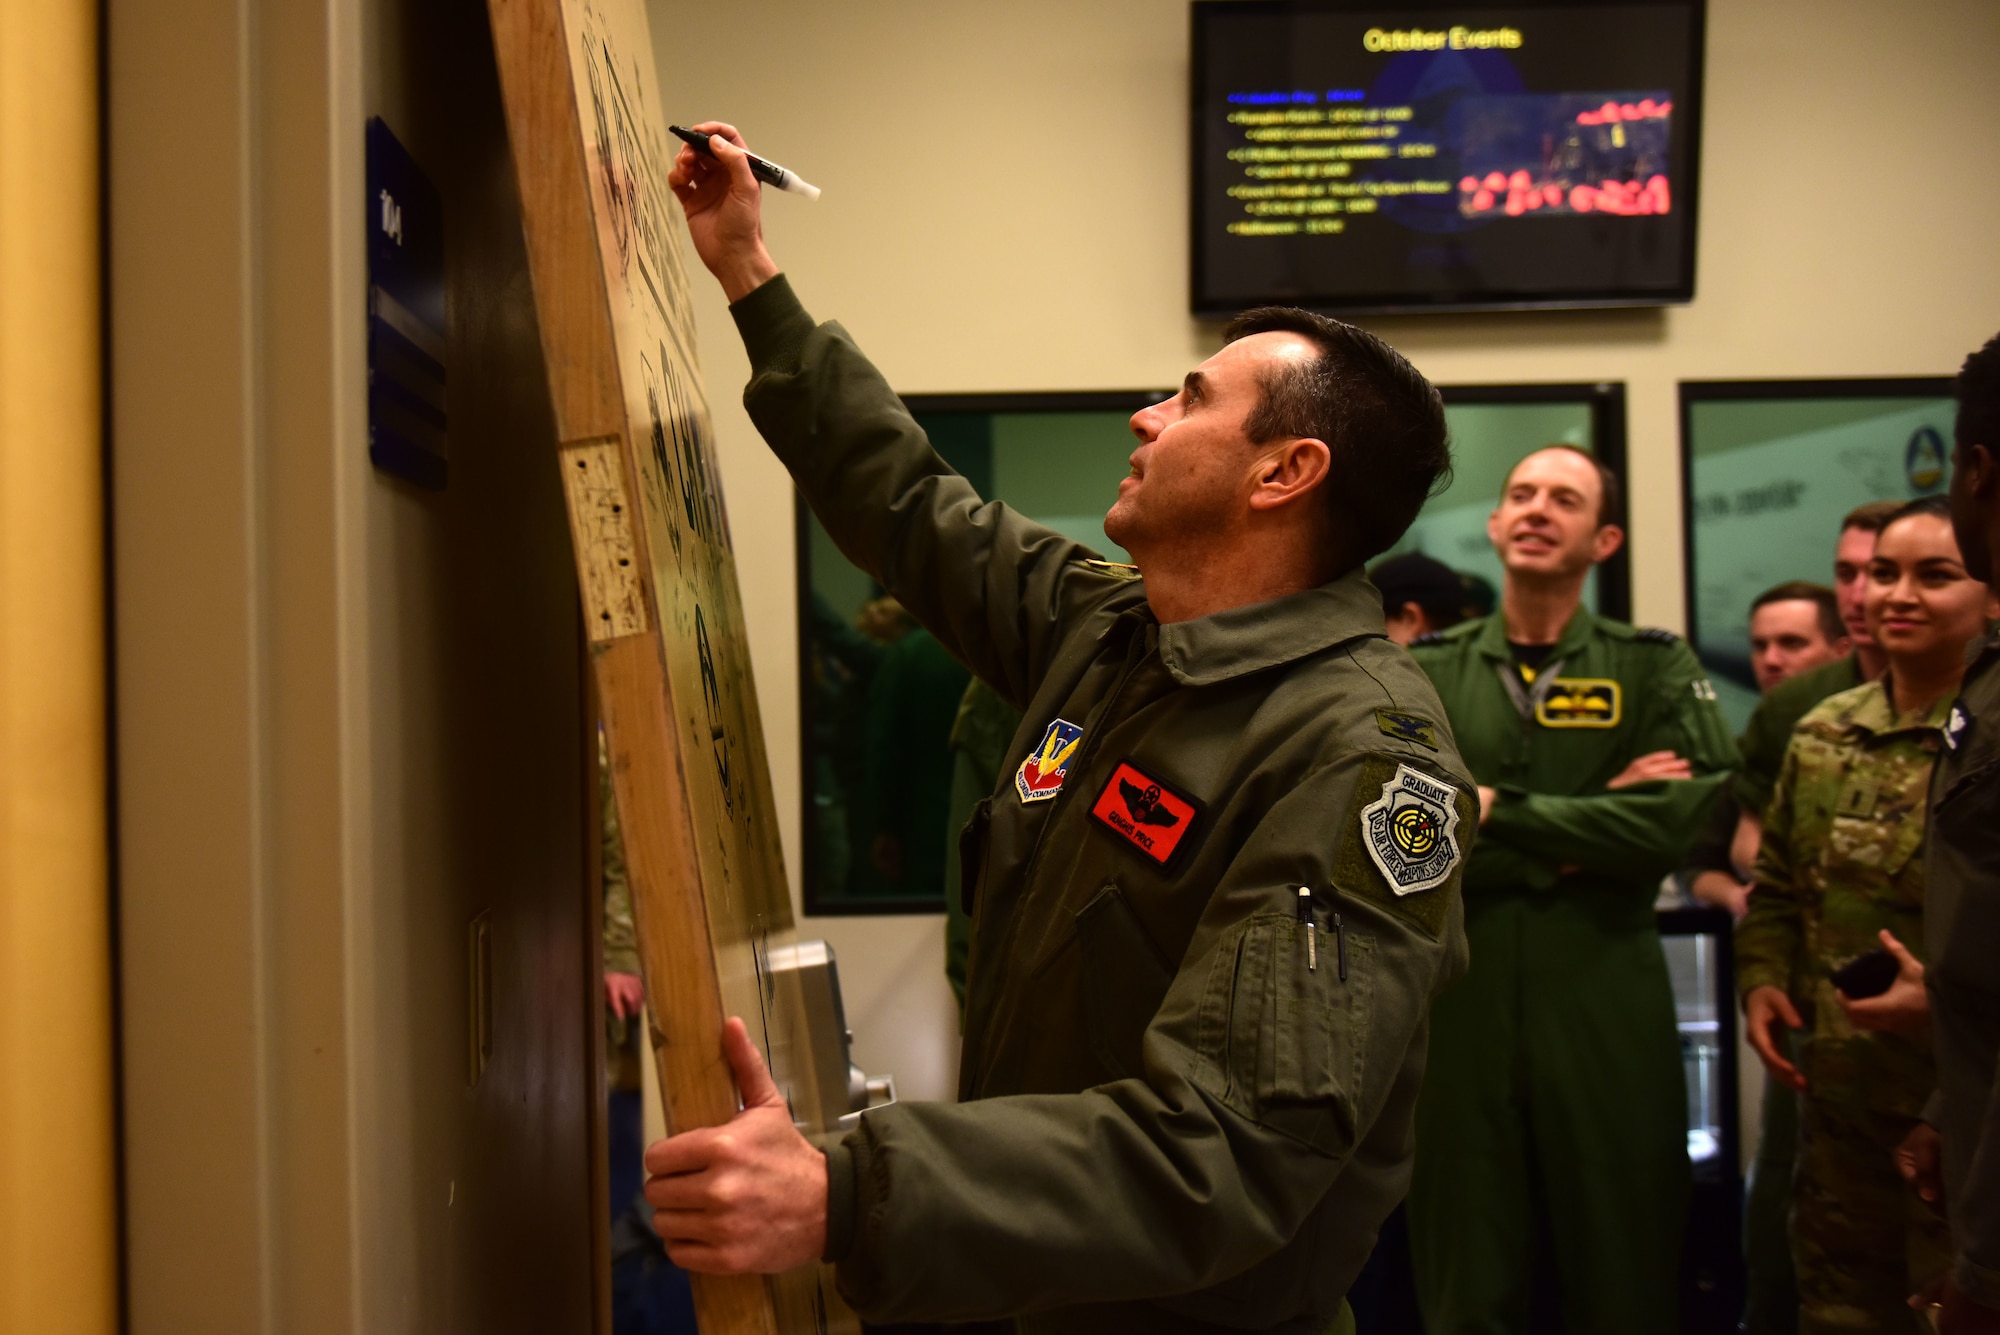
[[1737, 681, 1952, 1334]]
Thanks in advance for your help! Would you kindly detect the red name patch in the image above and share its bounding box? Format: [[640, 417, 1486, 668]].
[[1090, 762, 1199, 866]]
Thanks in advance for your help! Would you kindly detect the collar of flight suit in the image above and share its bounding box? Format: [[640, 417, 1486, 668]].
[[1153, 567, 1385, 687], [1467, 601, 1598, 664], [1829, 675, 1955, 741]]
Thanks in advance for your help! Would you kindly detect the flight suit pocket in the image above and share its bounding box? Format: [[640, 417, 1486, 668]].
[[957, 796, 993, 916], [1205, 914, 1369, 1154], [1075, 883, 1176, 1079]]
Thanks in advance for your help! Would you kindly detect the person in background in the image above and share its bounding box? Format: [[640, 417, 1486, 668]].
[[1406, 445, 1736, 1334], [1729, 503, 1901, 1335], [1371, 551, 1473, 646], [1681, 582, 1850, 919], [1904, 331, 2000, 1335], [1739, 496, 1997, 1333]]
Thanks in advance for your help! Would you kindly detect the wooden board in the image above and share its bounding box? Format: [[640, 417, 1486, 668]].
[[486, 1, 857, 1330]]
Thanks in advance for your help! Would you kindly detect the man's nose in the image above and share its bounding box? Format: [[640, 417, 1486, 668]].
[[1129, 406, 1158, 442]]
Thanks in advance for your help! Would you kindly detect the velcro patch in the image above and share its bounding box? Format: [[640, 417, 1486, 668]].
[[1337, 756, 1471, 938], [1535, 678, 1622, 728], [1016, 717, 1084, 804], [1375, 709, 1440, 750], [1090, 761, 1200, 867]]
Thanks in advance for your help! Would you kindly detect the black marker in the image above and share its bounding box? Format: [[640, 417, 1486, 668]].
[[669, 126, 821, 201]]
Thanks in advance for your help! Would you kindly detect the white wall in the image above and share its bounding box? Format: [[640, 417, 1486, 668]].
[[650, 0, 2000, 1106]]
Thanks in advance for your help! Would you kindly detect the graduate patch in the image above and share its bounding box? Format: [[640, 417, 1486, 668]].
[[1535, 678, 1622, 728], [1359, 764, 1463, 896], [1016, 718, 1084, 804], [1089, 762, 1199, 866], [1375, 709, 1440, 750]]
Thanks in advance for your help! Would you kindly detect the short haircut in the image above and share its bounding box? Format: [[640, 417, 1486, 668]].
[[1222, 307, 1451, 569], [1840, 500, 1903, 536], [1956, 331, 2000, 454], [1750, 580, 1843, 645], [1499, 444, 1623, 528], [1369, 551, 1469, 628], [1881, 494, 1954, 534]]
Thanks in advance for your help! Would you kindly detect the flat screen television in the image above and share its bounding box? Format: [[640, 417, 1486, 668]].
[[1190, 0, 1705, 314]]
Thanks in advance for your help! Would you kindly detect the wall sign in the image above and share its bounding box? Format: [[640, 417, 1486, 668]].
[[366, 117, 448, 489]]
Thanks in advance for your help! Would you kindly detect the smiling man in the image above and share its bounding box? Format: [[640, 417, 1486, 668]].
[[644, 124, 1476, 1334], [1402, 445, 1737, 1334]]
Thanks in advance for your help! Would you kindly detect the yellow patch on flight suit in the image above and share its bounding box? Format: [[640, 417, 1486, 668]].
[[1335, 755, 1470, 939], [1535, 678, 1622, 728]]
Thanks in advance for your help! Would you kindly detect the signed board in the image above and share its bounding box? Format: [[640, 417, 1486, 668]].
[[487, 0, 856, 1330]]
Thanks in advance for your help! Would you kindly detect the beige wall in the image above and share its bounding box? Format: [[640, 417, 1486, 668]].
[[650, 0, 2000, 1103], [0, 2, 116, 1332]]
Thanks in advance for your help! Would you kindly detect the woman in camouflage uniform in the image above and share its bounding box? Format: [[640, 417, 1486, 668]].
[[1740, 497, 2000, 1333]]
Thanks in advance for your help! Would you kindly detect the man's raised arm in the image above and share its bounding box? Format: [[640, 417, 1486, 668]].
[[669, 123, 1125, 705]]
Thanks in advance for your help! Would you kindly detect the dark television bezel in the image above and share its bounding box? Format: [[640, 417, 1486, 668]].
[[1676, 376, 1957, 658], [1188, 0, 1709, 316], [794, 382, 1631, 916]]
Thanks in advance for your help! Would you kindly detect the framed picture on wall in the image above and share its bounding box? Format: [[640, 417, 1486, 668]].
[[796, 382, 1631, 915], [1680, 378, 1956, 733]]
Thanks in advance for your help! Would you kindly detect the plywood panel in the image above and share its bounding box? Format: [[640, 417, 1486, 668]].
[[487, 0, 855, 1329]]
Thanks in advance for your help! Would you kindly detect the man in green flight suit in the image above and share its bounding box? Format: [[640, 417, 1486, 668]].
[[1406, 445, 1738, 1334], [642, 123, 1478, 1334]]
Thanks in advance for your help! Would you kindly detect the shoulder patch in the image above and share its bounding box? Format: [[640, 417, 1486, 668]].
[[1337, 758, 1472, 939], [1374, 708, 1440, 750], [1638, 627, 1681, 645]]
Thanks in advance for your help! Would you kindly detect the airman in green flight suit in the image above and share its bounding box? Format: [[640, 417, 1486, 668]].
[[1406, 446, 1738, 1335]]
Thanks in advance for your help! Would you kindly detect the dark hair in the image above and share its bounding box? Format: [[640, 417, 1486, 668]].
[[1956, 331, 2000, 455], [1369, 552, 1469, 629], [1840, 500, 1903, 536], [1221, 307, 1450, 569], [1499, 444, 1622, 528], [1881, 494, 1954, 533], [1750, 580, 1843, 645]]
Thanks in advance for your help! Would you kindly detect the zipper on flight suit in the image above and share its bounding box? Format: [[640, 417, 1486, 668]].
[[961, 613, 1157, 1095]]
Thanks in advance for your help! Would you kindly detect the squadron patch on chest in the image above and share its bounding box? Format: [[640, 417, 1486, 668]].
[[1016, 718, 1085, 803], [1089, 761, 1200, 867], [1359, 764, 1463, 896], [1535, 678, 1622, 728]]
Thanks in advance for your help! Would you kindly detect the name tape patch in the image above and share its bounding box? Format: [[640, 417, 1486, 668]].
[[1360, 763, 1463, 896], [1016, 717, 1084, 804], [1535, 678, 1622, 728], [1090, 761, 1199, 866]]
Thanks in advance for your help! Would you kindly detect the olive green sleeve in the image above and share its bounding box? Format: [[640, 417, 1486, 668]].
[[1736, 734, 1806, 1000], [1480, 642, 1737, 880], [733, 277, 1128, 709], [601, 736, 640, 976], [820, 755, 1471, 1323]]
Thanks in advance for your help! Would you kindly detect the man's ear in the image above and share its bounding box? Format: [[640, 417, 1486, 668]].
[[1969, 442, 1999, 499], [1247, 437, 1333, 512], [1590, 523, 1625, 563]]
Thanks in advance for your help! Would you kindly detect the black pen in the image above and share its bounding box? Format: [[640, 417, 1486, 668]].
[[669, 125, 821, 201]]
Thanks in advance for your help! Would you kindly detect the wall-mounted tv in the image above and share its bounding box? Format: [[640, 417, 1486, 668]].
[[1191, 0, 1705, 315]]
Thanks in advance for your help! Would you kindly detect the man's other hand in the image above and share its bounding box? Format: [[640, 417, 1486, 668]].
[[666, 121, 780, 303], [1744, 984, 1807, 1091], [1839, 929, 1930, 1041], [1606, 750, 1694, 789], [1731, 808, 1763, 881], [643, 1017, 828, 1274], [1898, 1120, 1943, 1205], [1689, 870, 1750, 919], [605, 971, 645, 1021]]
